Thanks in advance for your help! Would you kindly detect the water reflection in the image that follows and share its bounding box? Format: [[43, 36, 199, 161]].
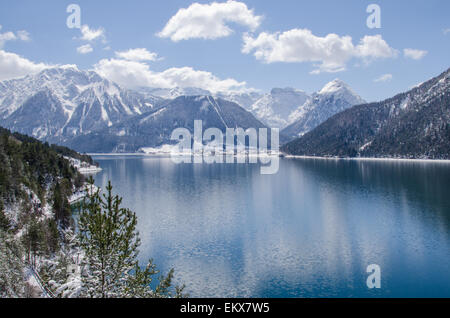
[[93, 156, 450, 297]]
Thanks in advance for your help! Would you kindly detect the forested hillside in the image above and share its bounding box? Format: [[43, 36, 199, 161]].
[[0, 127, 90, 296], [282, 68, 450, 159], [0, 127, 183, 298], [0, 127, 86, 227]]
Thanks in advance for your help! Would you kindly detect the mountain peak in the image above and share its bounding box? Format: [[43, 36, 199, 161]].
[[318, 79, 350, 95], [0, 65, 155, 141], [39, 65, 81, 76], [142, 86, 212, 99], [58, 64, 80, 71], [282, 67, 450, 159]]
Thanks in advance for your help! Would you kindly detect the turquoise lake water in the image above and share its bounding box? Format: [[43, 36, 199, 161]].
[[92, 155, 450, 298]]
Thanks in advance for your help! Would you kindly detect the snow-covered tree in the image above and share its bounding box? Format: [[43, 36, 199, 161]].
[[78, 179, 140, 297], [0, 229, 26, 297], [77, 178, 185, 298], [41, 229, 82, 298], [124, 260, 185, 298]]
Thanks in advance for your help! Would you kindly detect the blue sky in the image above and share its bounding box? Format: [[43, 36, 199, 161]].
[[0, 0, 449, 101]]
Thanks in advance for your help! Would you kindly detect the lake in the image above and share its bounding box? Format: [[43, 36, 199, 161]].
[[92, 155, 450, 298]]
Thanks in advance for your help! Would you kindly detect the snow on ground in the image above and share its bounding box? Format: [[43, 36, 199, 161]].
[[64, 156, 102, 175], [140, 143, 280, 157], [69, 184, 100, 205], [359, 141, 373, 151], [25, 267, 46, 297]]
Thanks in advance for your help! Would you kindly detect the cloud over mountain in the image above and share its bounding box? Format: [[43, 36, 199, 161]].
[[115, 48, 160, 62], [94, 58, 248, 93], [242, 29, 398, 74], [157, 0, 262, 41], [0, 50, 50, 81]]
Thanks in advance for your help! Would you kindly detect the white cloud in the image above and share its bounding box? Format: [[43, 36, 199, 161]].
[[157, 0, 262, 42], [374, 73, 393, 83], [0, 31, 16, 48], [115, 48, 160, 62], [443, 28, 450, 35], [355, 35, 399, 59], [94, 58, 248, 93], [77, 44, 93, 54], [242, 29, 398, 74], [80, 24, 105, 42], [0, 27, 31, 48], [403, 48, 428, 60], [75, 25, 106, 53], [16, 30, 31, 42], [0, 50, 50, 81]]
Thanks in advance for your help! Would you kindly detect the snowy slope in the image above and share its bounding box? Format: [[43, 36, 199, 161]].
[[282, 68, 450, 159], [0, 66, 160, 142], [141, 86, 308, 129], [250, 88, 309, 128], [282, 79, 365, 139], [215, 91, 263, 111], [140, 87, 212, 100], [142, 87, 263, 112], [0, 66, 366, 150], [64, 95, 268, 153]]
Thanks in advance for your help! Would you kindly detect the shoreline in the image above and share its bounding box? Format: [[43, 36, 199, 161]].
[[88, 152, 280, 157], [88, 152, 450, 163], [87, 152, 450, 164], [283, 154, 450, 164]]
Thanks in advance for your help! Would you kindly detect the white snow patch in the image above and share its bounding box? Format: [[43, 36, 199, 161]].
[[359, 141, 373, 151], [64, 156, 102, 175]]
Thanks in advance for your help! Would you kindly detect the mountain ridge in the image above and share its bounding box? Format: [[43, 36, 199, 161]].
[[0, 66, 163, 143], [282, 79, 366, 140], [64, 95, 269, 153], [282, 68, 450, 159], [1, 66, 367, 153]]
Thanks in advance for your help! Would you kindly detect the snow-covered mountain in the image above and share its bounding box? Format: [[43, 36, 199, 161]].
[[249, 88, 310, 128], [215, 91, 263, 110], [140, 87, 212, 100], [282, 68, 450, 159], [139, 83, 364, 136], [141, 86, 311, 129], [0, 66, 366, 151], [141, 87, 264, 112], [64, 95, 268, 153], [282, 79, 365, 140], [0, 66, 161, 142]]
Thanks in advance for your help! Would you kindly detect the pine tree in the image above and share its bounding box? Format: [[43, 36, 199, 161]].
[[124, 260, 158, 298], [46, 218, 60, 255], [22, 217, 45, 267], [0, 229, 26, 297], [42, 229, 82, 298], [78, 178, 185, 298], [124, 260, 186, 298], [52, 181, 72, 228], [78, 178, 140, 298]]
